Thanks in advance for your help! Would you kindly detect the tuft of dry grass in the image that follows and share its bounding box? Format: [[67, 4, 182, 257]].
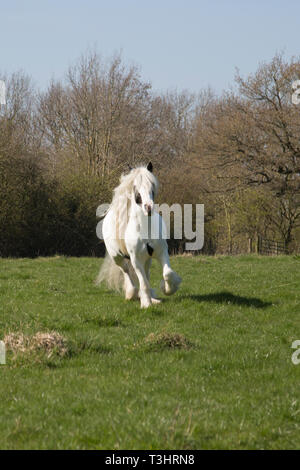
[[4, 331, 68, 359], [144, 332, 193, 351]]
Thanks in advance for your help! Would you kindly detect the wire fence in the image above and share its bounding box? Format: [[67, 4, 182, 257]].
[[258, 235, 287, 255]]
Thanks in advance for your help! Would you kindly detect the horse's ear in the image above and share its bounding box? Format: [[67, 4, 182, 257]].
[[147, 161, 153, 173]]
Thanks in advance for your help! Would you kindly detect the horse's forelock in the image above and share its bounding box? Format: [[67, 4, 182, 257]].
[[111, 166, 158, 211]]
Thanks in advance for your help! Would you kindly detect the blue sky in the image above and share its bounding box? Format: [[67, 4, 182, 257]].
[[1, 0, 300, 93]]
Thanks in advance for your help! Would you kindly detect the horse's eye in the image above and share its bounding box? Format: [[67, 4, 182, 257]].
[[135, 192, 142, 204]]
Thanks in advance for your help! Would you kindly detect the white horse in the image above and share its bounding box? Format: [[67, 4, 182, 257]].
[[97, 162, 181, 308]]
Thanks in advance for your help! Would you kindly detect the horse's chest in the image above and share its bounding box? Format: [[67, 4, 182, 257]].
[[125, 213, 156, 258]]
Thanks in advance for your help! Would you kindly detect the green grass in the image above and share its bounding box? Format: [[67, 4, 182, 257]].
[[0, 254, 300, 449]]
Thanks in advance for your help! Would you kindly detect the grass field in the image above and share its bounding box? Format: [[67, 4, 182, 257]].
[[0, 254, 299, 449]]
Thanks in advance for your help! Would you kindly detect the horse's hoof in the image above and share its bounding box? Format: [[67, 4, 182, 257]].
[[164, 270, 182, 285], [160, 271, 182, 295], [151, 297, 162, 304], [160, 279, 167, 295], [125, 287, 138, 300], [140, 296, 152, 308]]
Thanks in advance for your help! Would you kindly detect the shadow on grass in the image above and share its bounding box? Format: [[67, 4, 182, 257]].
[[181, 291, 272, 309]]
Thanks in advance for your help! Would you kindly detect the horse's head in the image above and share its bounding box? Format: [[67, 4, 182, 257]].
[[133, 162, 157, 217]]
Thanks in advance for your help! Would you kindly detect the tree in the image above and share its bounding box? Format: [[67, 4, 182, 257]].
[[194, 54, 300, 248], [38, 52, 154, 178]]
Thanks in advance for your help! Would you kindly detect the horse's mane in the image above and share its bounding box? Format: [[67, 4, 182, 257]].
[[108, 166, 158, 252]]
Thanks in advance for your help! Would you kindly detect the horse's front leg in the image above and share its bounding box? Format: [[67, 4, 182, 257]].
[[155, 241, 182, 295], [130, 255, 152, 308], [145, 258, 161, 304], [123, 266, 139, 301]]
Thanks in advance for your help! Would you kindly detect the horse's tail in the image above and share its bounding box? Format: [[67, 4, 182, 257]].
[[95, 253, 124, 292]]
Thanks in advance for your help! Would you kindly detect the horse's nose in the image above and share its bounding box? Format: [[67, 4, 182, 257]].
[[144, 204, 152, 215]]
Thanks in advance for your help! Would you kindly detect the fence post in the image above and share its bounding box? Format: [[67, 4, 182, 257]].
[[248, 238, 252, 254]]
